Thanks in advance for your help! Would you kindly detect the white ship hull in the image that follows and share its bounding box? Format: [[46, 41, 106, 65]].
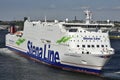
[[6, 34, 113, 75]]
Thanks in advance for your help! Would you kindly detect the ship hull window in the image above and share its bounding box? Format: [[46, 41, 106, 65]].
[[92, 45, 94, 47], [97, 45, 99, 48], [82, 45, 85, 48], [87, 45, 90, 48]]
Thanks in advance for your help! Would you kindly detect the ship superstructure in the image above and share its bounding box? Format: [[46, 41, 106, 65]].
[[6, 10, 114, 75]]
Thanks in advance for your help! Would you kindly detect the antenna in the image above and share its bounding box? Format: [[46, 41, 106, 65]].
[[65, 18, 68, 22], [84, 10, 92, 24], [107, 19, 110, 24], [45, 16, 47, 22]]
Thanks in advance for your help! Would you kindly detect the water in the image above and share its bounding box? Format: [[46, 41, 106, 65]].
[[0, 29, 120, 80]]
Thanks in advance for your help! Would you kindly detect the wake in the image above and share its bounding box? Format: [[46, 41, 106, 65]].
[[0, 48, 28, 63], [102, 72, 120, 80]]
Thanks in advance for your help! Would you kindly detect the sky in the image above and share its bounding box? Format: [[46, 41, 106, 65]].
[[0, 0, 120, 21]]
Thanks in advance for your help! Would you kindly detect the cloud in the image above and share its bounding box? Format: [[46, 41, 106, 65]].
[[95, 6, 120, 11], [80, 6, 90, 10], [49, 4, 56, 9], [70, 6, 90, 11], [112, 6, 120, 10]]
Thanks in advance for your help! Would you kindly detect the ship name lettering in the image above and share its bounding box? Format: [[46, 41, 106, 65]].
[[27, 41, 60, 64]]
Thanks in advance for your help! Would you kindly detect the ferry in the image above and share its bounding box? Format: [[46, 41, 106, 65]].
[[6, 10, 114, 75]]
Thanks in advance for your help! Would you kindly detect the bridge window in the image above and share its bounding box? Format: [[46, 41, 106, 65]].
[[69, 29, 78, 32]]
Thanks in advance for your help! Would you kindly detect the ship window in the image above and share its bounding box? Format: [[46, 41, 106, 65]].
[[82, 45, 85, 48], [82, 51, 84, 54], [106, 45, 108, 47], [86, 52, 89, 54], [97, 45, 99, 48], [77, 45, 79, 47], [101, 45, 104, 47], [69, 29, 78, 32], [87, 45, 90, 48], [92, 45, 94, 47], [33, 24, 36, 26]]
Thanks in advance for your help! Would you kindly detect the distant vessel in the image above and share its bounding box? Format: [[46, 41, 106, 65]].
[[6, 10, 114, 75]]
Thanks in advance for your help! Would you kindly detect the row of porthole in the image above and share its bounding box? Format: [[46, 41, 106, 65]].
[[77, 45, 108, 48], [69, 35, 106, 38], [70, 40, 106, 42]]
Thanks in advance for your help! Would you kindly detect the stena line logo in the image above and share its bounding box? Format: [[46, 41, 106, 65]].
[[27, 41, 60, 64]]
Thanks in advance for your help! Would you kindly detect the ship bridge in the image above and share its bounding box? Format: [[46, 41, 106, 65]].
[[62, 22, 114, 32], [62, 10, 114, 32]]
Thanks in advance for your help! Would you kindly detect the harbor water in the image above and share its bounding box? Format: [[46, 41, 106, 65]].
[[0, 29, 120, 80]]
